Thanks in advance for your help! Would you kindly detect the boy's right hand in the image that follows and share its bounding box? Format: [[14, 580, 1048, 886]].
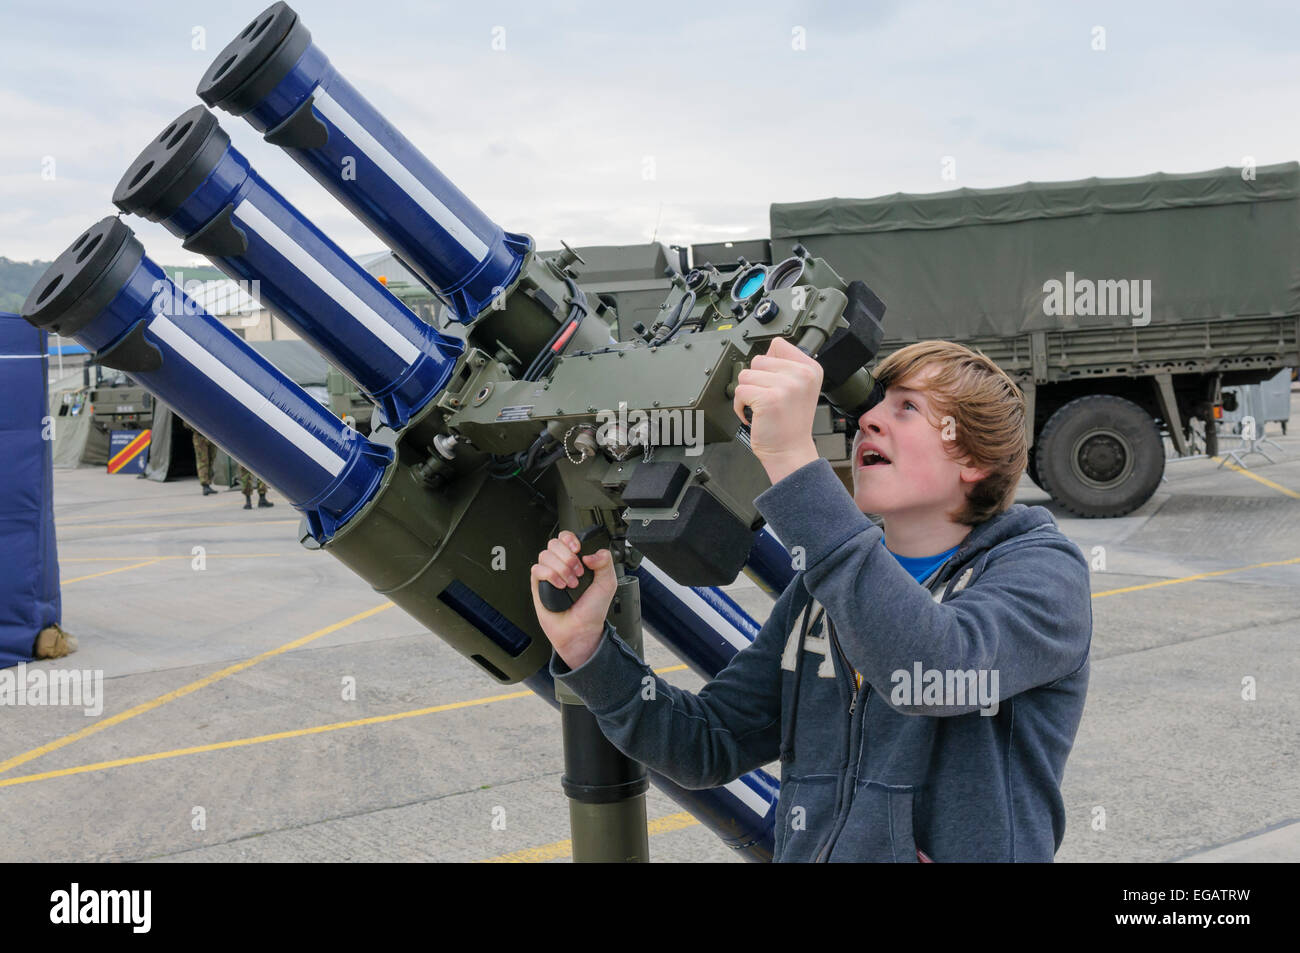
[[530, 530, 618, 670]]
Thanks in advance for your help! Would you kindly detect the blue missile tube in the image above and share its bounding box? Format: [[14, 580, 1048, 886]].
[[198, 3, 528, 322], [744, 527, 798, 597], [113, 106, 463, 430], [21, 217, 390, 543], [635, 561, 764, 679]]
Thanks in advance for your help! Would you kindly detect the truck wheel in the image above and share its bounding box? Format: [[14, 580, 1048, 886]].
[[1036, 395, 1164, 518], [1026, 443, 1045, 491]]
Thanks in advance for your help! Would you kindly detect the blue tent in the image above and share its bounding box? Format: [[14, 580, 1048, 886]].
[[0, 311, 61, 667]]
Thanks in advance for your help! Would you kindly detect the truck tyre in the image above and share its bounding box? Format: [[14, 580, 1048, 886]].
[[1036, 395, 1164, 518], [1026, 443, 1045, 491]]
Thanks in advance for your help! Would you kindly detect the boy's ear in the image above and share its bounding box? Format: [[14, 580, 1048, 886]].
[[959, 463, 990, 485]]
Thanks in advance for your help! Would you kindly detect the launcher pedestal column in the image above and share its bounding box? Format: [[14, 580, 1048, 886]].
[[553, 566, 650, 863]]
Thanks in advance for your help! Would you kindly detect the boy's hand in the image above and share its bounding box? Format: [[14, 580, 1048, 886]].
[[733, 336, 823, 484], [530, 530, 619, 670]]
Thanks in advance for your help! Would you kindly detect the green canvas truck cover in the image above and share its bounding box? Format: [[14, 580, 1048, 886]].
[[770, 163, 1300, 341]]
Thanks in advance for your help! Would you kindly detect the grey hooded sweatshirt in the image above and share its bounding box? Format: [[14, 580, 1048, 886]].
[[551, 457, 1093, 862]]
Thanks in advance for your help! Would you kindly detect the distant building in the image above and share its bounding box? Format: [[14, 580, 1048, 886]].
[[354, 250, 420, 286], [181, 277, 293, 342], [46, 336, 91, 385]]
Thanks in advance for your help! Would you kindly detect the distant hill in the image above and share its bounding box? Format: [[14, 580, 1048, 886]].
[[0, 257, 225, 315], [0, 257, 49, 313]]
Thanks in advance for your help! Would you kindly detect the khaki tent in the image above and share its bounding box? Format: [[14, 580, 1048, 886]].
[[48, 372, 107, 469]]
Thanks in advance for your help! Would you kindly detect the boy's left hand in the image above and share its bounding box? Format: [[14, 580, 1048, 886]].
[[733, 336, 824, 485]]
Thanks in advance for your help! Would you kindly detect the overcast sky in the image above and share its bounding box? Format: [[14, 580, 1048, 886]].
[[2, 0, 1299, 266]]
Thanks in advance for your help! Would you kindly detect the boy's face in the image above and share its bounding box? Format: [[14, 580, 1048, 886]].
[[849, 366, 987, 519]]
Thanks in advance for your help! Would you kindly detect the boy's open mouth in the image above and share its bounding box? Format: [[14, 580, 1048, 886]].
[[858, 444, 892, 468]]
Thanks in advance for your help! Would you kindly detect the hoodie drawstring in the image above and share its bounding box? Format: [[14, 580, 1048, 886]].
[[779, 597, 817, 766]]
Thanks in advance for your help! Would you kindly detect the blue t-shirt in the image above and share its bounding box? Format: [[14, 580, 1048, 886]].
[[887, 543, 960, 583]]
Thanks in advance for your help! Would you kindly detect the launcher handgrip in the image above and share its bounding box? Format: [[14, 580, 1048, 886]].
[[538, 525, 612, 613], [539, 574, 592, 613]]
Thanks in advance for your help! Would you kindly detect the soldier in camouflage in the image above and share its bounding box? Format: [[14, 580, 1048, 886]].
[[189, 423, 218, 496], [239, 465, 273, 510]]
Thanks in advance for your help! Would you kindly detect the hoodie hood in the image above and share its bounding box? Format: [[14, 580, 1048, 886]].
[[936, 503, 1061, 584]]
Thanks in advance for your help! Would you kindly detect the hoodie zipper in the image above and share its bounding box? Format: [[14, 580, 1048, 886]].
[[838, 630, 867, 716], [812, 561, 953, 862], [813, 618, 868, 862]]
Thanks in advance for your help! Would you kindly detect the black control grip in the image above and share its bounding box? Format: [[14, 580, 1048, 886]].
[[539, 574, 592, 613], [538, 525, 612, 613]]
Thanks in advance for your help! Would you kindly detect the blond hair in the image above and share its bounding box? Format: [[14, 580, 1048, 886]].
[[871, 341, 1027, 525]]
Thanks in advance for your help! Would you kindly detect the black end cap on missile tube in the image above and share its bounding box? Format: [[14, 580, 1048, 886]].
[[21, 216, 143, 338], [112, 105, 230, 223], [197, 2, 311, 116]]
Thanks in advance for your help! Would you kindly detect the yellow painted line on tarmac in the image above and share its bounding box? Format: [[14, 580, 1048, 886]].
[[0, 601, 396, 776], [61, 554, 285, 563], [59, 520, 299, 531], [1211, 456, 1300, 499], [481, 812, 701, 863], [1091, 556, 1300, 597], [58, 500, 251, 523], [60, 559, 163, 585], [0, 686, 534, 789], [62, 556, 191, 563], [0, 664, 689, 786], [60, 553, 289, 583]]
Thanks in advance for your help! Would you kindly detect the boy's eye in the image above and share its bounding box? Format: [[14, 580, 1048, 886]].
[[902, 400, 917, 411]]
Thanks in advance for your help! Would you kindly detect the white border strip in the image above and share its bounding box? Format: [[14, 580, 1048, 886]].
[[312, 90, 489, 260], [150, 315, 345, 477], [235, 199, 421, 365], [639, 559, 752, 652], [723, 778, 771, 816]]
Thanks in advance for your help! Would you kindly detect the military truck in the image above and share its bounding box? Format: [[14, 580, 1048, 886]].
[[556, 163, 1300, 518], [86, 365, 153, 432], [385, 278, 441, 328], [770, 163, 1300, 516], [75, 365, 153, 465], [325, 366, 375, 434]]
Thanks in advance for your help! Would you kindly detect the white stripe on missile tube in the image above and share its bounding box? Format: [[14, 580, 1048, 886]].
[[148, 314, 346, 477], [637, 559, 753, 653], [723, 778, 772, 817], [234, 199, 422, 365], [311, 89, 490, 261]]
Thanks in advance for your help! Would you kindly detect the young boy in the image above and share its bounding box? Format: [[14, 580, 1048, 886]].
[[531, 339, 1093, 862]]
